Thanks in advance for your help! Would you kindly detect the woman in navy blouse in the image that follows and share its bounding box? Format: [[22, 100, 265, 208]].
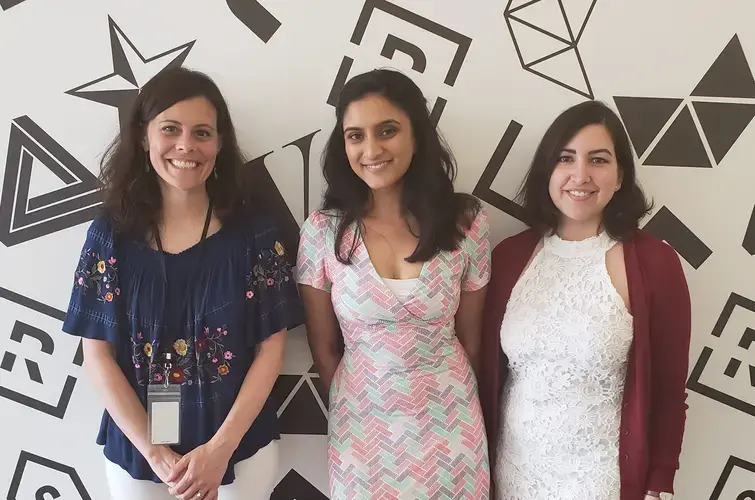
[[62, 67, 303, 500]]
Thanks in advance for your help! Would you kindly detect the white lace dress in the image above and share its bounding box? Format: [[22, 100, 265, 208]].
[[495, 231, 634, 500]]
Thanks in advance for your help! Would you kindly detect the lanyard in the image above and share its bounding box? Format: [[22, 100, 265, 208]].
[[151, 203, 213, 381]]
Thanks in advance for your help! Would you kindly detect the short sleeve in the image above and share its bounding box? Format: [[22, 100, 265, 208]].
[[61, 216, 121, 342], [245, 217, 305, 346], [461, 208, 492, 291], [295, 211, 333, 293]]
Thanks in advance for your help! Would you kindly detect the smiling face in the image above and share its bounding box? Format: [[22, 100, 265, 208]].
[[342, 93, 415, 193], [548, 123, 622, 232], [143, 96, 220, 194]]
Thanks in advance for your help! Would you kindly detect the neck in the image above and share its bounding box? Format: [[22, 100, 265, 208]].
[[367, 184, 404, 222], [159, 182, 210, 228], [556, 217, 602, 241]]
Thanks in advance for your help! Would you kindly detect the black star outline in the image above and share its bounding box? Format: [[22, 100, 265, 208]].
[[66, 16, 196, 130]]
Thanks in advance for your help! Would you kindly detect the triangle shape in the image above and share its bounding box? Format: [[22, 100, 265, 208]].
[[28, 155, 69, 199], [561, 0, 597, 41], [528, 47, 591, 97], [613, 96, 683, 157], [744, 206, 755, 256], [271, 374, 301, 413], [312, 377, 329, 411], [692, 101, 755, 163], [278, 380, 328, 435], [506, 0, 539, 13], [0, 116, 103, 246], [691, 34, 755, 98], [645, 105, 711, 168], [509, 0, 571, 42], [271, 469, 328, 500], [509, 17, 571, 66]]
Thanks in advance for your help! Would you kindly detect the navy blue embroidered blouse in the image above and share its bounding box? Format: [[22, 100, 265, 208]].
[[61, 212, 304, 484]]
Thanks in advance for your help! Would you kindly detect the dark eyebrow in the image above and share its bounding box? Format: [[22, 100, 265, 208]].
[[159, 119, 216, 131], [560, 148, 613, 156], [344, 119, 400, 135]]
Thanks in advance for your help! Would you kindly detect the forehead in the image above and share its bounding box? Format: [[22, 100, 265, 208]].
[[154, 96, 217, 126], [343, 94, 407, 128], [563, 124, 615, 151]]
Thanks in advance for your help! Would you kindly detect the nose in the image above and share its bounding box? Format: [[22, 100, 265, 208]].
[[363, 134, 383, 160], [174, 131, 196, 153], [571, 157, 590, 184]]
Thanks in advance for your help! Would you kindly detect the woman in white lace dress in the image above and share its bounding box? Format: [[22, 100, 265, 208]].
[[478, 101, 691, 500]]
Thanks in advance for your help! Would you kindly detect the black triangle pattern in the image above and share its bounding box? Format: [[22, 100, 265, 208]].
[[645, 105, 711, 168], [613, 96, 683, 157], [692, 101, 755, 163]]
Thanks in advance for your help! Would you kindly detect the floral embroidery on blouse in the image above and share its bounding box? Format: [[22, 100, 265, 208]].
[[129, 326, 235, 386], [246, 240, 292, 298], [74, 248, 119, 303]]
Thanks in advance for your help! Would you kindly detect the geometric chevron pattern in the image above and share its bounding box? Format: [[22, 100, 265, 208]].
[[295, 210, 491, 499]]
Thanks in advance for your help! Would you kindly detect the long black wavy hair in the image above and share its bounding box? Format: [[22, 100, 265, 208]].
[[321, 68, 481, 264]]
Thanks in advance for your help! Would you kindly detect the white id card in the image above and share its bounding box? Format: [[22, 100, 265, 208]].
[[147, 384, 182, 445]]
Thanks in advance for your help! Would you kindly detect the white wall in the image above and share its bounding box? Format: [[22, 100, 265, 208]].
[[1, 0, 754, 498]]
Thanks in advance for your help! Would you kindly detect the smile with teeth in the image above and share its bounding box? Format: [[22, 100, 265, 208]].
[[362, 160, 392, 171], [169, 159, 199, 169], [566, 190, 595, 198]]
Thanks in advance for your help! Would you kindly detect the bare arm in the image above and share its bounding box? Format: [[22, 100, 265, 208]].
[[455, 286, 487, 378], [82, 339, 179, 478], [210, 329, 286, 453], [298, 284, 342, 390]]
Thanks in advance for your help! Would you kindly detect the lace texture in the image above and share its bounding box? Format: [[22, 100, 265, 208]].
[[495, 232, 633, 500]]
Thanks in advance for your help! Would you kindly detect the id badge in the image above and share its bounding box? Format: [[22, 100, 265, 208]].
[[147, 384, 182, 445]]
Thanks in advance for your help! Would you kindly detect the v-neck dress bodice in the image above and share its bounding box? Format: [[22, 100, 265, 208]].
[[296, 209, 492, 499]]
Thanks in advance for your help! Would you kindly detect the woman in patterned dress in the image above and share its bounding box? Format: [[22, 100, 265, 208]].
[[295, 69, 491, 499], [478, 100, 691, 500], [62, 67, 303, 500]]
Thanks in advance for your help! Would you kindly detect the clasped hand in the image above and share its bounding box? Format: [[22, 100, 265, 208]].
[[150, 442, 233, 500]]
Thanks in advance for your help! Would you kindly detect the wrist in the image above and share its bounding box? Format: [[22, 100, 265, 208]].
[[208, 431, 239, 458], [143, 443, 170, 463]]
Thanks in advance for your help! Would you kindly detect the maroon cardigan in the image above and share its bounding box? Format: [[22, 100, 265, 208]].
[[479, 228, 691, 500]]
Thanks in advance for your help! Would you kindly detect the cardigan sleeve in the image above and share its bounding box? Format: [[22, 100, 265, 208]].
[[645, 241, 692, 493]]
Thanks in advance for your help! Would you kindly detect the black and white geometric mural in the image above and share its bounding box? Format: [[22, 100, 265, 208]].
[[1, 1, 754, 498]]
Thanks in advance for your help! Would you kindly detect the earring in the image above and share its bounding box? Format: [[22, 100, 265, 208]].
[[145, 153, 151, 172], [213, 168, 218, 180]]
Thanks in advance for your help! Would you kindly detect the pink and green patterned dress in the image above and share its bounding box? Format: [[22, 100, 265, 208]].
[[295, 208, 491, 499]]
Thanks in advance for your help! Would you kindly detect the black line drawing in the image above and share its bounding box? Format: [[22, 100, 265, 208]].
[[688, 292, 755, 418], [224, 0, 281, 43], [66, 16, 195, 130], [243, 129, 321, 264], [271, 469, 328, 500], [327, 0, 472, 125], [7, 451, 92, 500], [381, 34, 427, 73], [642, 206, 712, 269], [504, 0, 598, 99], [0, 0, 26, 10], [744, 205, 755, 255], [472, 120, 529, 223], [692, 34, 755, 99], [0, 116, 103, 247], [612, 97, 683, 157], [614, 34, 755, 168], [709, 455, 755, 500], [692, 101, 755, 164], [645, 104, 711, 168], [0, 288, 80, 419]]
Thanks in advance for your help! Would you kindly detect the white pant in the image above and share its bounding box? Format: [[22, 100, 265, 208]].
[[104, 440, 279, 500]]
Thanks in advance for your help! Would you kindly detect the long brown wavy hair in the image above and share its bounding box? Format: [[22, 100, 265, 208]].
[[98, 66, 247, 238]]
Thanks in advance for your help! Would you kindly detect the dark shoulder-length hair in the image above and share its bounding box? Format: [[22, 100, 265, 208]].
[[99, 66, 246, 238], [515, 100, 653, 240], [321, 68, 480, 264]]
